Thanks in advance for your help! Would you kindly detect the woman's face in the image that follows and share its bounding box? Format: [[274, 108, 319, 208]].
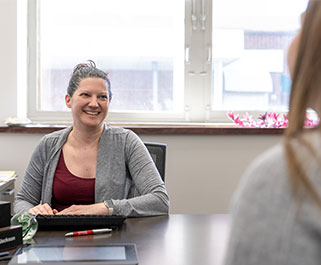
[[65, 77, 110, 129]]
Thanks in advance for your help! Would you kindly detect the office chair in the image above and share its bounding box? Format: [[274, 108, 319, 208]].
[[144, 142, 167, 181]]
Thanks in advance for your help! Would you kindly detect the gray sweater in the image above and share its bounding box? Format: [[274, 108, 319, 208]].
[[14, 125, 169, 217], [224, 131, 321, 265]]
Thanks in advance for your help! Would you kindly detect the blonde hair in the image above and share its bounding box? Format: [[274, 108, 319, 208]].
[[285, 0, 321, 205]]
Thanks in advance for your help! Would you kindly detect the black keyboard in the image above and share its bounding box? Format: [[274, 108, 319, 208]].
[[36, 214, 126, 230]]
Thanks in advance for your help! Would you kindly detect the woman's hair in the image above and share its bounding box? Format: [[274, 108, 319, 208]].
[[285, 0, 321, 205], [67, 60, 112, 100]]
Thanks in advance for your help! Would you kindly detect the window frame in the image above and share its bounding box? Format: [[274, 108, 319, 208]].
[[27, 0, 190, 123], [27, 0, 299, 124]]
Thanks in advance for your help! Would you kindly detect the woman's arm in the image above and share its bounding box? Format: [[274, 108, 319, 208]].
[[14, 137, 48, 214], [111, 131, 170, 217]]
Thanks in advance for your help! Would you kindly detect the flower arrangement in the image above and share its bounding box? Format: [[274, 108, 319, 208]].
[[227, 112, 319, 128]]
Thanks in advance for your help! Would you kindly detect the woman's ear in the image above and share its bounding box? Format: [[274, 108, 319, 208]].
[[65, 94, 72, 108]]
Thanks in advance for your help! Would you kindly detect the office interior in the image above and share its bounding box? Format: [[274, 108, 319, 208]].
[[0, 0, 281, 215]]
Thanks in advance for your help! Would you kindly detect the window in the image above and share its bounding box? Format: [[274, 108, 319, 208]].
[[27, 0, 308, 123], [210, 0, 308, 122]]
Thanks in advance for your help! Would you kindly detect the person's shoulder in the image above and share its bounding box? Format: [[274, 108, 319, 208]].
[[39, 127, 71, 146], [101, 125, 142, 151], [249, 143, 286, 174], [45, 126, 71, 137], [104, 124, 129, 134], [103, 124, 138, 138], [230, 142, 291, 219], [237, 143, 288, 196]]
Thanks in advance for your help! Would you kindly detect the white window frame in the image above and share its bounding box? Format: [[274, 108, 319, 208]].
[[27, 0, 218, 124], [27, 0, 296, 124]]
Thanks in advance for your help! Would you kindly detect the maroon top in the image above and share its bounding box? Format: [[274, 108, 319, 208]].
[[52, 151, 95, 212]]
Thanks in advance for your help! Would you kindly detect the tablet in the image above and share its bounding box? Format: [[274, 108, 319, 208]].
[[8, 244, 138, 265]]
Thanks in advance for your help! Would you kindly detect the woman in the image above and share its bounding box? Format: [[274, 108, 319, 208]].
[[14, 61, 169, 217], [224, 1, 321, 264]]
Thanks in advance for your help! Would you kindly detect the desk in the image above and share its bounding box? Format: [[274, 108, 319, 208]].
[[1, 214, 230, 265]]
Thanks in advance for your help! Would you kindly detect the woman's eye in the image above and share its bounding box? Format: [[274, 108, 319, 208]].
[[99, 95, 108, 100]]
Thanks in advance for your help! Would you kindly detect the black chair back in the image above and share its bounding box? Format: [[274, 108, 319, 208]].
[[144, 142, 166, 181]]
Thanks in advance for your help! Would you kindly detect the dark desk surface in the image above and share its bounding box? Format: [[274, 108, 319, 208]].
[[1, 214, 230, 265]]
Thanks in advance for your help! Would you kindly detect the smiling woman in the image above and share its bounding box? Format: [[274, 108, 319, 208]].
[[14, 61, 170, 217]]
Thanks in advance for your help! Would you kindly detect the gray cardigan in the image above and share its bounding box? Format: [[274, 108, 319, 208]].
[[224, 131, 321, 265], [14, 125, 169, 217]]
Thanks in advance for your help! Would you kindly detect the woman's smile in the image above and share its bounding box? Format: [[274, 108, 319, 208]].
[[83, 110, 101, 116]]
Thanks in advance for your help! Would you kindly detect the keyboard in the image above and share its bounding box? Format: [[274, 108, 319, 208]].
[[36, 214, 126, 230]]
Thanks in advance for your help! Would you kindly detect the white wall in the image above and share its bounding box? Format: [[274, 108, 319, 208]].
[[0, 0, 282, 214], [0, 0, 17, 123]]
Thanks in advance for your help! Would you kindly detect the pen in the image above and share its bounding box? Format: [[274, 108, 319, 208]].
[[0, 251, 9, 257], [0, 255, 12, 261], [65, 228, 112, 237], [0, 251, 11, 261]]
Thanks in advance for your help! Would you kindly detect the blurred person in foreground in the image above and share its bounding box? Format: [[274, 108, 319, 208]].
[[224, 1, 321, 264]]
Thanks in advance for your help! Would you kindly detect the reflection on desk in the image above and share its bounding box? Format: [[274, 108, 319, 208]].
[[1, 214, 230, 265]]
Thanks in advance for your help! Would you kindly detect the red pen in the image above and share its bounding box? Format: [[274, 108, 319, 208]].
[[65, 228, 112, 237]]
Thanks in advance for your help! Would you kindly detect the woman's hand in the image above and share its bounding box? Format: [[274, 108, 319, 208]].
[[28, 203, 58, 215], [57, 203, 108, 215]]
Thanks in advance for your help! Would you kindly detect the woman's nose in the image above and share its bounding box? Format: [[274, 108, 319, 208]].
[[88, 96, 99, 107]]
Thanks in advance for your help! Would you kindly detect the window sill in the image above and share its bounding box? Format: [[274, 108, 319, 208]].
[[0, 123, 284, 135]]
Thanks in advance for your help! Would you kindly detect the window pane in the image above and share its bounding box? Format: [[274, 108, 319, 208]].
[[38, 0, 184, 113], [211, 0, 308, 112]]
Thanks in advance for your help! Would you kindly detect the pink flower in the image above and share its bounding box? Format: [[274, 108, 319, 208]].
[[258, 112, 267, 122], [227, 112, 235, 120], [226, 111, 319, 128]]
